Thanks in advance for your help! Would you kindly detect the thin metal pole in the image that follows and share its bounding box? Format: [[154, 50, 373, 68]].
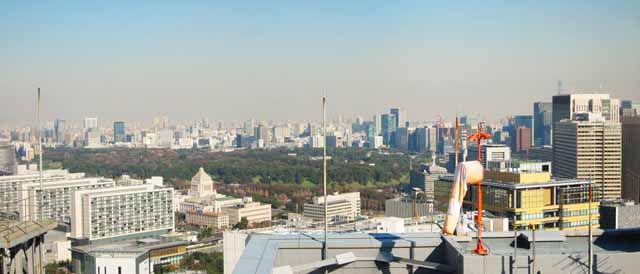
[[455, 116, 459, 166], [513, 216, 517, 274], [532, 224, 536, 274], [38, 88, 44, 222], [322, 96, 328, 262], [37, 88, 44, 274]]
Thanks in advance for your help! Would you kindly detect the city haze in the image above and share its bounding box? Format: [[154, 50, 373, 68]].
[[1, 1, 639, 126]]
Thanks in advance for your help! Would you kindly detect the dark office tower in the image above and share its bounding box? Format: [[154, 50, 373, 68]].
[[513, 115, 533, 129], [390, 108, 407, 129], [622, 116, 640, 203], [413, 127, 428, 153], [113, 121, 126, 143], [393, 127, 410, 150], [533, 102, 553, 146], [54, 119, 66, 144], [380, 114, 396, 146]]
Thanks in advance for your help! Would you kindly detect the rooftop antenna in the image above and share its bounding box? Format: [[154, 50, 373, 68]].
[[322, 95, 328, 264], [557, 80, 563, 95]]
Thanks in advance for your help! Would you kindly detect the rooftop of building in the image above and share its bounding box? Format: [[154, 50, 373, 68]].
[[70, 236, 187, 258], [438, 174, 590, 189], [0, 219, 57, 249], [229, 229, 640, 274]]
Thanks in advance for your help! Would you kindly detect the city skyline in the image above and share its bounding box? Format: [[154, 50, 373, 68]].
[[2, 1, 639, 127]]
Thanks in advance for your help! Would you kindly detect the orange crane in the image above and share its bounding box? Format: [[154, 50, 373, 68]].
[[468, 123, 491, 255]]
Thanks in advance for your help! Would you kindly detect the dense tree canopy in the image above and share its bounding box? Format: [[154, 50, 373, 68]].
[[44, 147, 418, 187]]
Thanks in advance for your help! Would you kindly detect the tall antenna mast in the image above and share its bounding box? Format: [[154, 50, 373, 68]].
[[322, 96, 328, 263], [38, 88, 44, 222], [557, 80, 563, 95]]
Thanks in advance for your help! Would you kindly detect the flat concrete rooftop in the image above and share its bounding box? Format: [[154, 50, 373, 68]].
[[227, 229, 640, 274]]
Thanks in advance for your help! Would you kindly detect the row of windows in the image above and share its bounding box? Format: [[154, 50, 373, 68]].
[[560, 219, 599, 228]]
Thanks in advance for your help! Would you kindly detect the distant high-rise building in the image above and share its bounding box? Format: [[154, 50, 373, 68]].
[[621, 100, 640, 118], [554, 114, 622, 200], [393, 127, 409, 150], [390, 108, 407, 128], [113, 121, 126, 143], [622, 116, 640, 203], [54, 119, 66, 144], [373, 115, 382, 136], [244, 119, 255, 136], [552, 93, 620, 125], [513, 126, 531, 153], [326, 135, 340, 148], [533, 102, 553, 146], [380, 114, 396, 146], [84, 117, 98, 131], [506, 115, 533, 149], [272, 126, 290, 143], [255, 125, 270, 145], [467, 144, 511, 166]]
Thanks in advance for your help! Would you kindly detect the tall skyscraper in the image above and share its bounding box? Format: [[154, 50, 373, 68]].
[[554, 113, 622, 200], [255, 124, 270, 145], [84, 117, 98, 131], [393, 127, 409, 150], [113, 121, 126, 143], [622, 116, 640, 203], [390, 108, 407, 128], [380, 114, 396, 146], [552, 93, 620, 124], [533, 102, 553, 146], [373, 115, 382, 136], [244, 119, 255, 136], [54, 119, 66, 144]]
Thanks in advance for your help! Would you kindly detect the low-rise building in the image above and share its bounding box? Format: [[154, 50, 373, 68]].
[[185, 211, 229, 230], [71, 238, 187, 274], [435, 161, 599, 230], [384, 197, 433, 219], [223, 201, 272, 227], [599, 200, 640, 229], [303, 192, 361, 223]]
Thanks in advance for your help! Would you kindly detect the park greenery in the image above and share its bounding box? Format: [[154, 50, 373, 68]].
[[44, 147, 419, 187]]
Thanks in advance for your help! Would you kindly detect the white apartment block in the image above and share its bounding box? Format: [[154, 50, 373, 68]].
[[304, 192, 361, 223], [222, 202, 272, 226], [0, 169, 87, 217], [71, 184, 174, 242], [18, 177, 115, 222]]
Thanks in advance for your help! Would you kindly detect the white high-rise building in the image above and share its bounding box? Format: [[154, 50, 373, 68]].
[[70, 184, 174, 242], [84, 117, 98, 130], [17, 177, 115, 222], [0, 169, 86, 216], [189, 167, 216, 198]]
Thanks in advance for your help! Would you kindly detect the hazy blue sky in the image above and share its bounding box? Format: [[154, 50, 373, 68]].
[[1, 1, 639, 127]]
